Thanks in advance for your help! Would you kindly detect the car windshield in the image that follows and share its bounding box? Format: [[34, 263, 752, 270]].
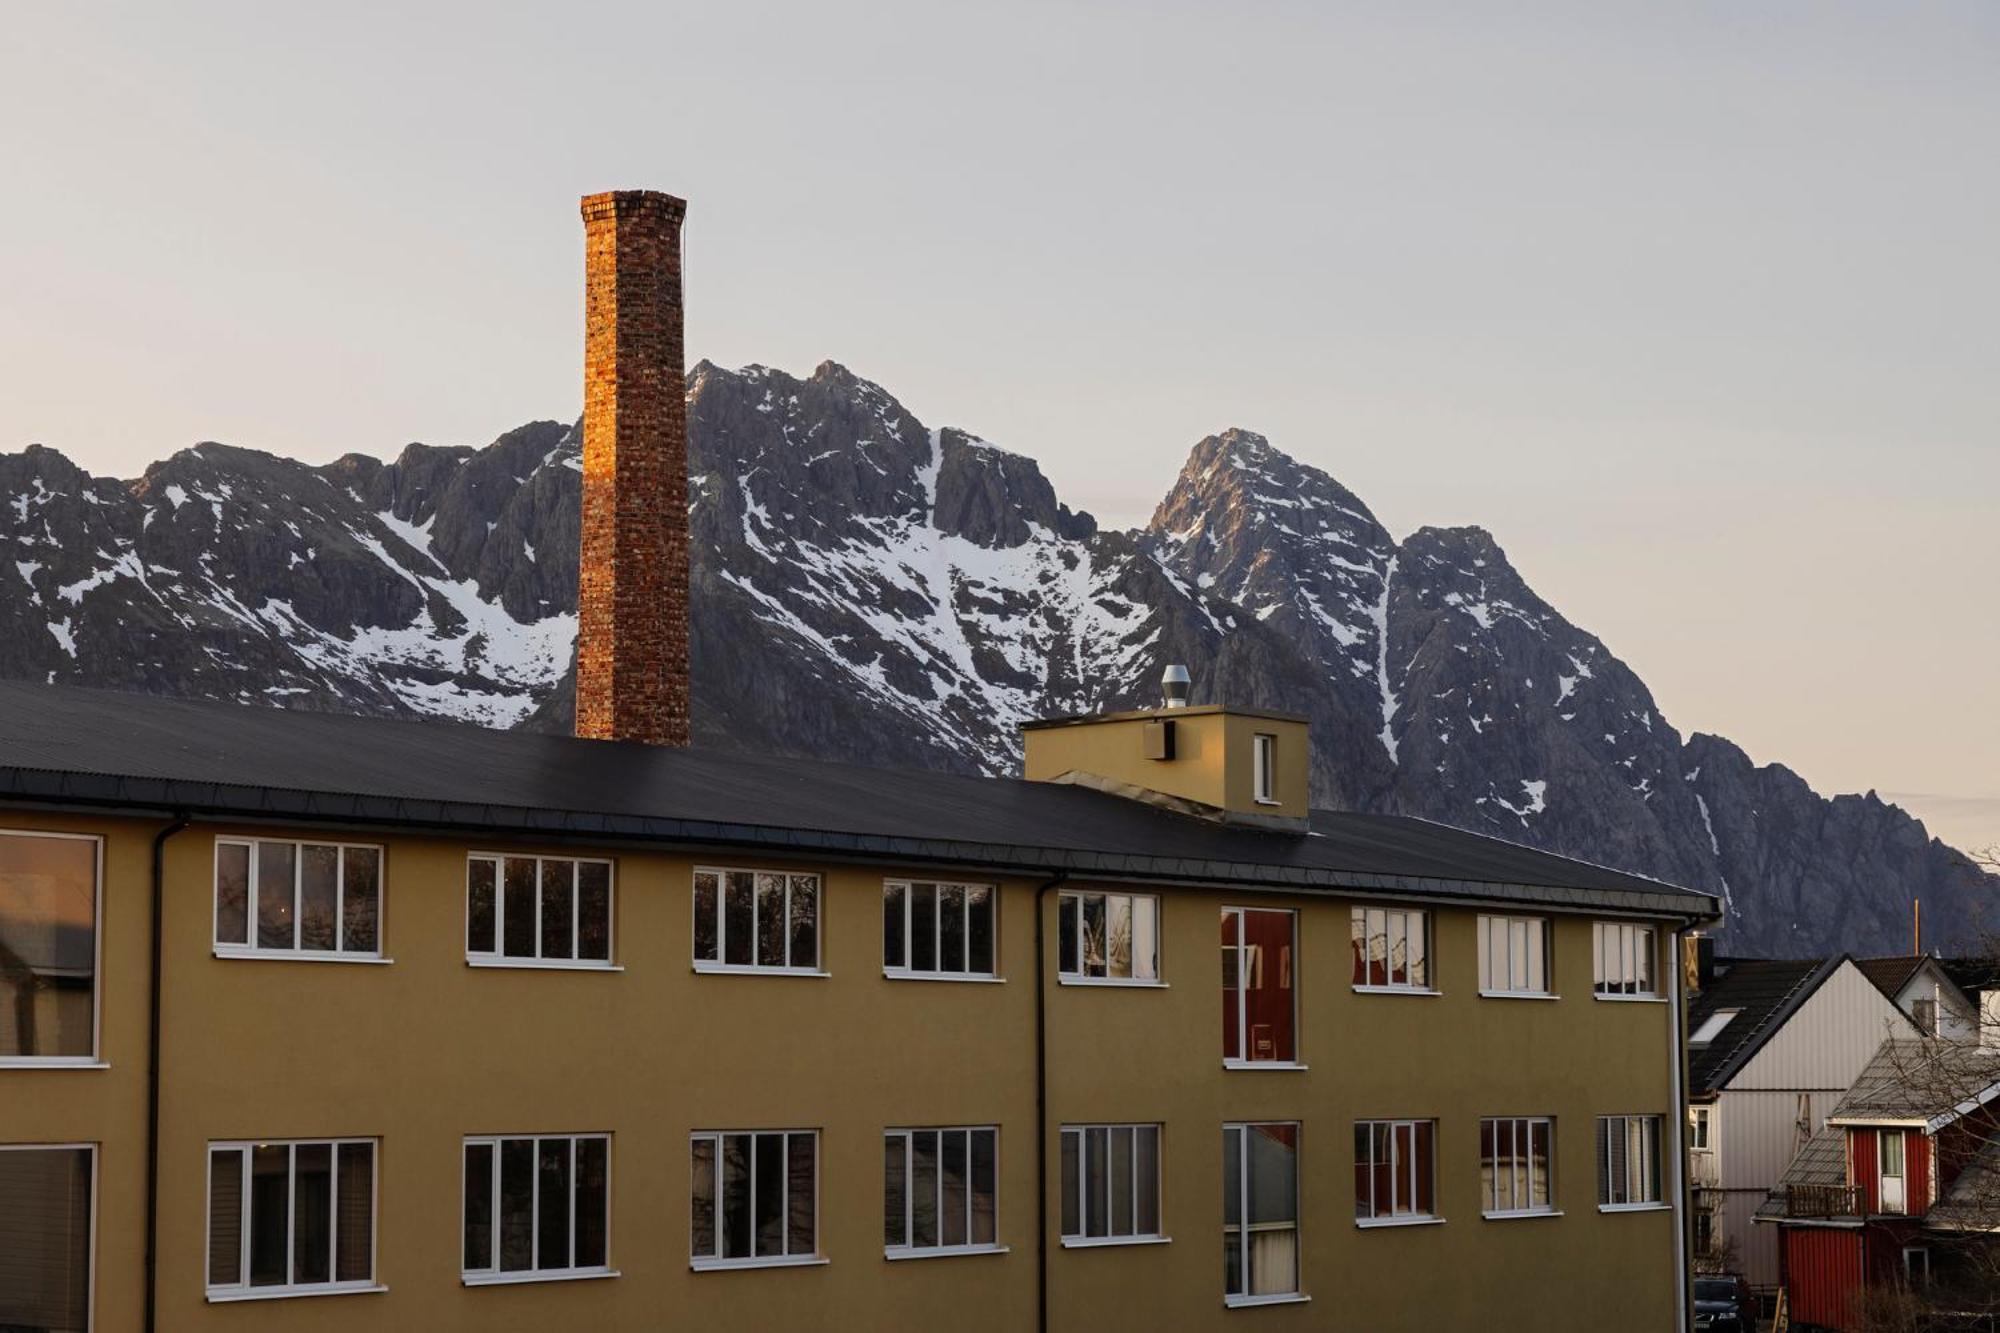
[[1694, 1280, 1735, 1300]]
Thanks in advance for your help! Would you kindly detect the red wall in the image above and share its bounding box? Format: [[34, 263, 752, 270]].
[[1786, 1227, 1867, 1329], [1845, 1127, 1929, 1215]]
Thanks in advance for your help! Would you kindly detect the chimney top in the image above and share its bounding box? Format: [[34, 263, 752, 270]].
[[580, 190, 687, 224], [1161, 664, 1191, 709]]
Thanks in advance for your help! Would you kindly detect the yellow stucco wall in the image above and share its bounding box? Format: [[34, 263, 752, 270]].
[[0, 811, 1684, 1331], [1020, 707, 1310, 820]]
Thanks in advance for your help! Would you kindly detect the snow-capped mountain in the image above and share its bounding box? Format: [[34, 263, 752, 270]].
[[4, 360, 1988, 955]]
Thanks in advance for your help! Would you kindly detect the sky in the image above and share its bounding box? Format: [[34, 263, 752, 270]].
[[2, 1, 1995, 853]]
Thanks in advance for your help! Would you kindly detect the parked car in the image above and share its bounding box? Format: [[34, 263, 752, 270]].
[[1693, 1275, 1755, 1332]]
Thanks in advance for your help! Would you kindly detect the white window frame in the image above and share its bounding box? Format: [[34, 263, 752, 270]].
[[1057, 891, 1162, 986], [1350, 905, 1435, 995], [212, 837, 387, 963], [1597, 1115, 1667, 1211], [1689, 1008, 1741, 1047], [0, 1141, 98, 1327], [1221, 906, 1303, 1068], [1222, 1121, 1305, 1307], [1879, 1130, 1908, 1215], [1903, 1245, 1931, 1283], [1353, 1119, 1440, 1227], [1252, 733, 1278, 805], [465, 854, 618, 971], [0, 828, 105, 1067], [460, 1133, 615, 1285], [883, 1126, 1005, 1259], [881, 879, 997, 982], [688, 1130, 824, 1270], [205, 1137, 382, 1302], [1059, 1123, 1167, 1246], [1592, 922, 1660, 999], [693, 866, 825, 977], [1689, 1106, 1712, 1153], [1476, 914, 1551, 997], [1480, 1116, 1558, 1218]]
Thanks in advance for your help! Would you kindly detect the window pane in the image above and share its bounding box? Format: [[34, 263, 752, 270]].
[[1354, 1124, 1374, 1218], [788, 1133, 816, 1256], [1107, 896, 1133, 979], [883, 884, 906, 969], [538, 1139, 572, 1270], [540, 861, 575, 962], [1132, 898, 1158, 981], [911, 884, 937, 973], [209, 1147, 242, 1287], [1220, 911, 1241, 1061], [1081, 894, 1106, 978], [691, 1137, 716, 1258], [884, 1135, 907, 1248], [1084, 1127, 1108, 1237], [498, 1139, 534, 1271], [0, 1146, 93, 1324], [574, 1138, 608, 1269], [256, 841, 296, 951], [1060, 1131, 1080, 1237], [336, 1143, 373, 1282], [694, 872, 719, 962], [1111, 1127, 1134, 1236], [1245, 1125, 1297, 1296], [1351, 909, 1369, 985], [754, 1132, 785, 1256], [1415, 1123, 1434, 1215], [911, 1131, 939, 1247], [966, 886, 994, 975], [1058, 896, 1079, 976], [502, 859, 536, 959], [1222, 1128, 1242, 1228], [941, 1130, 968, 1246], [216, 842, 250, 946], [576, 863, 612, 962], [0, 833, 99, 1058], [467, 859, 496, 955], [1531, 1121, 1552, 1207], [789, 876, 818, 970], [463, 1143, 492, 1271], [342, 848, 380, 954], [249, 1143, 290, 1286], [1135, 1127, 1159, 1235], [724, 873, 754, 968], [299, 846, 339, 952], [756, 874, 786, 969], [1243, 910, 1294, 1061], [722, 1134, 752, 1259], [939, 884, 967, 974], [970, 1130, 996, 1246], [294, 1142, 332, 1284]]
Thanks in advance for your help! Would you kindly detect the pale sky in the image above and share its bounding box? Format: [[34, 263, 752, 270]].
[[2, 1, 1995, 852]]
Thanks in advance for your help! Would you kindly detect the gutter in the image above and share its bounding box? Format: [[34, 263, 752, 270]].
[[145, 812, 190, 1333], [1032, 872, 1068, 1333]]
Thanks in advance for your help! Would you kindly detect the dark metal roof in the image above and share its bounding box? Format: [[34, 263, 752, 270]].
[[0, 680, 1717, 917], [1854, 956, 1928, 1003], [1688, 956, 1841, 1095]]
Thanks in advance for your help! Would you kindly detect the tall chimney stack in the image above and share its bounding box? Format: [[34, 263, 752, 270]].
[[575, 190, 690, 746]]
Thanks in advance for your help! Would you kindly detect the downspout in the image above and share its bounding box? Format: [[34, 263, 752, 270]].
[[1033, 872, 1069, 1333], [1670, 926, 1691, 1333], [146, 813, 191, 1333]]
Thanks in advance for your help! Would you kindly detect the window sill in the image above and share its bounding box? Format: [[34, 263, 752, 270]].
[[214, 948, 391, 965], [694, 962, 829, 978], [691, 1254, 829, 1272], [1351, 985, 1442, 997], [1354, 1215, 1444, 1230], [1598, 1202, 1673, 1214], [1061, 1234, 1172, 1249], [207, 1282, 386, 1303], [1593, 993, 1666, 1004], [1058, 976, 1167, 989], [1252, 797, 1284, 807], [1225, 1292, 1311, 1309], [1479, 989, 1558, 1001], [884, 1244, 1009, 1261], [467, 958, 623, 972], [1482, 1209, 1563, 1221], [1222, 1059, 1308, 1072], [463, 1268, 619, 1287], [882, 969, 1002, 984], [0, 1059, 109, 1069]]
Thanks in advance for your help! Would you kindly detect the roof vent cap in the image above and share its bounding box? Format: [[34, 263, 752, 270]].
[[1161, 664, 1191, 709]]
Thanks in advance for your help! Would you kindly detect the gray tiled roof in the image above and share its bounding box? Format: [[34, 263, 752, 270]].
[[1829, 1040, 2000, 1125], [1754, 1127, 1850, 1221]]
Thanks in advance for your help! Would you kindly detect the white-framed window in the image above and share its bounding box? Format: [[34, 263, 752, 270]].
[[1059, 1124, 1162, 1244], [1914, 996, 1939, 1037], [1689, 1106, 1712, 1152], [694, 868, 821, 974], [1476, 915, 1549, 995], [1353, 1120, 1436, 1224], [1480, 1117, 1555, 1217], [1057, 891, 1159, 984], [883, 1127, 1000, 1257], [1596, 1115, 1663, 1208], [0, 1143, 95, 1326], [1252, 733, 1277, 804], [1689, 1009, 1740, 1047], [214, 838, 382, 959], [1878, 1130, 1908, 1214], [461, 1134, 611, 1283], [1351, 905, 1431, 992], [689, 1131, 819, 1269], [1592, 922, 1657, 997], [882, 880, 994, 980], [207, 1139, 377, 1299], [0, 829, 102, 1065], [1223, 1122, 1300, 1304], [1221, 907, 1299, 1065], [466, 855, 614, 968]]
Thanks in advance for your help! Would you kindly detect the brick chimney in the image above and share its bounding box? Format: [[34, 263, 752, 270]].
[[575, 190, 690, 746]]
